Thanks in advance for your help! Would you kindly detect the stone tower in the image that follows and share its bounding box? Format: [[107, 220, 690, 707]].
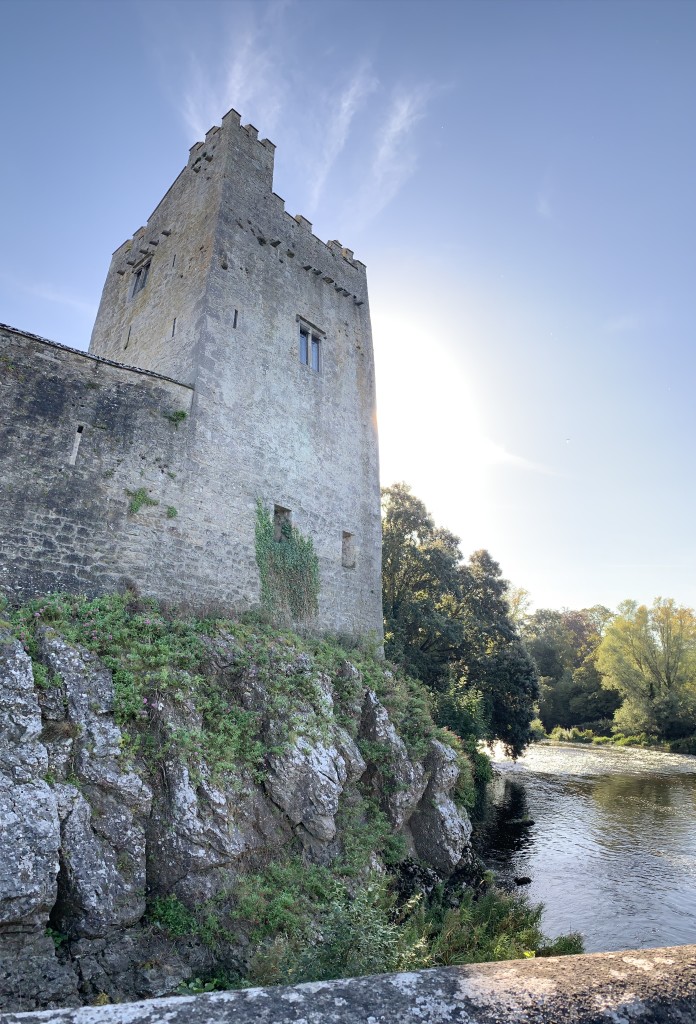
[[88, 109, 382, 636]]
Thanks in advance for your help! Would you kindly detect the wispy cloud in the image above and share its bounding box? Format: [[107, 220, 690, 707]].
[[355, 85, 432, 224], [180, 19, 286, 141], [479, 437, 554, 474], [0, 272, 97, 317], [306, 65, 378, 214]]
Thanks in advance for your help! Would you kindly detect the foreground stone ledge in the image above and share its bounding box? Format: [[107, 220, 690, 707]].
[[4, 945, 695, 1024]]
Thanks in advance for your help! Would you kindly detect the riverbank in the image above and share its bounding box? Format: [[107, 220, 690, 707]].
[[533, 725, 696, 756]]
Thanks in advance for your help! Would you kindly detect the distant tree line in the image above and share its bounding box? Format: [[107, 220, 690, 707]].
[[382, 484, 696, 757]]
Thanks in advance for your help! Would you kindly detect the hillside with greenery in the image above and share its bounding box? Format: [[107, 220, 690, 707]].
[[0, 586, 580, 1010]]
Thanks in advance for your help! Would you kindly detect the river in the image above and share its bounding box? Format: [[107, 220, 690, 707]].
[[478, 742, 696, 952]]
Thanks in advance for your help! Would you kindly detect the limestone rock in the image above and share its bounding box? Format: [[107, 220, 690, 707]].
[[265, 727, 365, 841], [0, 635, 79, 1009], [0, 630, 474, 1012], [0, 636, 60, 929], [409, 740, 472, 876], [360, 690, 426, 827]]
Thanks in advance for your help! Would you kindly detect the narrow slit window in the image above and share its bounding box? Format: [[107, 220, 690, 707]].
[[172, 253, 176, 268], [233, 309, 238, 329], [124, 326, 131, 350], [342, 531, 355, 568], [68, 424, 85, 466], [171, 318, 177, 337], [131, 261, 150, 296], [274, 505, 292, 542]]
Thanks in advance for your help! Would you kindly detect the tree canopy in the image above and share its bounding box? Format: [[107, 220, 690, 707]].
[[381, 484, 539, 757], [596, 598, 696, 739], [521, 607, 620, 733]]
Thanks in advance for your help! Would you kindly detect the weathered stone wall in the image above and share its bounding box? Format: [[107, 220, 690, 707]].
[[0, 327, 194, 603], [87, 109, 382, 637]]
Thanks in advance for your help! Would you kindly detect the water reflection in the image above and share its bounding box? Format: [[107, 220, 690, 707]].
[[478, 743, 696, 952]]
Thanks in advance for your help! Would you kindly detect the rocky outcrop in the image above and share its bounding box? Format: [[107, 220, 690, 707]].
[[0, 633, 80, 1008], [0, 628, 473, 1012]]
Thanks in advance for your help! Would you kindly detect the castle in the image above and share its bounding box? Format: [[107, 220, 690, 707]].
[[0, 109, 383, 637]]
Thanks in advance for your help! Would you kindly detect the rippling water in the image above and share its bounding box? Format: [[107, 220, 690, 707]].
[[478, 743, 696, 952]]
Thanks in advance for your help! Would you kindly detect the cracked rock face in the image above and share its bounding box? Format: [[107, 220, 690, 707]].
[[0, 634, 473, 1012], [265, 728, 366, 840], [360, 689, 427, 827], [0, 634, 79, 1008], [408, 741, 473, 876]]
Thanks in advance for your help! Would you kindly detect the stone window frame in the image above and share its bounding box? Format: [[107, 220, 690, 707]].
[[297, 316, 323, 374], [342, 531, 356, 569], [131, 260, 151, 298]]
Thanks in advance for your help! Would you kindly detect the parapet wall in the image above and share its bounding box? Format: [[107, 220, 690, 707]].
[[0, 326, 194, 603], [6, 946, 695, 1023]]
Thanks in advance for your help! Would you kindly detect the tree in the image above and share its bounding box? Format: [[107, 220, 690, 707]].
[[381, 483, 465, 686], [596, 598, 696, 739], [522, 606, 620, 733], [381, 485, 539, 756], [506, 587, 532, 629], [454, 551, 539, 756]]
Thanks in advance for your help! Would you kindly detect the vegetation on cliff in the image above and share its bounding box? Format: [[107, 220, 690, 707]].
[[0, 590, 580, 1008]]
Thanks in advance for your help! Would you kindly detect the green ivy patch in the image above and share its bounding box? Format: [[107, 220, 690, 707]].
[[255, 501, 319, 623]]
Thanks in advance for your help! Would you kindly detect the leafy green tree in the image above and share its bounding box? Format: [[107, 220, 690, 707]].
[[596, 598, 696, 739], [382, 485, 539, 756], [381, 483, 465, 686], [522, 606, 620, 733]]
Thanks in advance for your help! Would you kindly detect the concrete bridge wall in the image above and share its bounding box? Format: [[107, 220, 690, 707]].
[[5, 945, 695, 1024]]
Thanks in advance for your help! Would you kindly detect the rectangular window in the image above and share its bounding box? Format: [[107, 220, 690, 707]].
[[274, 505, 292, 542], [342, 531, 355, 568], [299, 321, 322, 372], [131, 262, 150, 296], [171, 317, 177, 337], [233, 309, 238, 329]]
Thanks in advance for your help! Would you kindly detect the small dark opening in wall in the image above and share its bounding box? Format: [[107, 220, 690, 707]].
[[124, 326, 131, 350], [342, 531, 355, 568], [172, 253, 176, 268], [274, 505, 292, 542], [233, 309, 238, 329], [69, 423, 85, 466], [172, 318, 177, 337], [132, 261, 150, 297]]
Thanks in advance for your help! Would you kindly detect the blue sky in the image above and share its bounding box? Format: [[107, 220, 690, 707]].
[[2, 0, 695, 613]]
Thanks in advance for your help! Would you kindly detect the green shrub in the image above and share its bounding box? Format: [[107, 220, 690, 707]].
[[537, 932, 584, 956], [668, 735, 696, 755], [529, 718, 547, 741], [149, 895, 197, 937], [125, 487, 159, 515]]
